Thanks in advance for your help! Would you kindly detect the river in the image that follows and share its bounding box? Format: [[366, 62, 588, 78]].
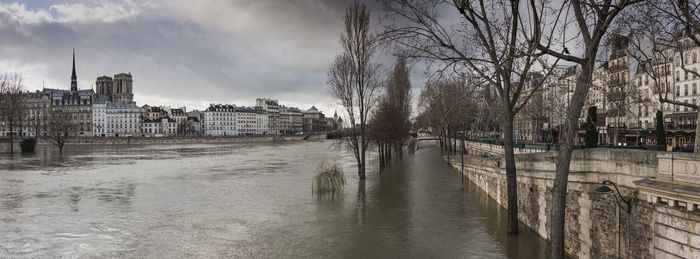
[[0, 140, 548, 258]]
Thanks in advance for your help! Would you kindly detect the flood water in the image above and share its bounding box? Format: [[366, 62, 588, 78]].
[[0, 140, 548, 258]]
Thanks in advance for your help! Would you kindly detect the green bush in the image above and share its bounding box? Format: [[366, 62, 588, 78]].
[[20, 137, 36, 153], [312, 162, 346, 197]]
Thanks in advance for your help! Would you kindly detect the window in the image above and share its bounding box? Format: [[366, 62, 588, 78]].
[[685, 70, 689, 80], [686, 84, 689, 96], [677, 85, 681, 96], [677, 71, 681, 81], [694, 83, 697, 95], [694, 53, 698, 63]]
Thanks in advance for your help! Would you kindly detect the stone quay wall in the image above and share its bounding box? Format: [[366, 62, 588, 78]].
[[0, 135, 323, 152], [448, 144, 700, 258]]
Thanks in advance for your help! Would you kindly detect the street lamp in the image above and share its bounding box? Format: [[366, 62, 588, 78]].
[[594, 180, 632, 259], [594, 180, 631, 214]]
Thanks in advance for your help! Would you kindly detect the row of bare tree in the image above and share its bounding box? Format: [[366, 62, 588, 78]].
[[0, 74, 25, 154], [368, 57, 413, 171]]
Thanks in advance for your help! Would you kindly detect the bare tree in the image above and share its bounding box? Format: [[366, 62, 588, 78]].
[[532, 0, 639, 257], [382, 0, 559, 234], [328, 2, 382, 180], [370, 56, 413, 170], [47, 110, 73, 153], [0, 73, 27, 154], [416, 75, 478, 172]]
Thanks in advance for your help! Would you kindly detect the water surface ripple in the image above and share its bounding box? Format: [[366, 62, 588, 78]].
[[0, 140, 548, 258]]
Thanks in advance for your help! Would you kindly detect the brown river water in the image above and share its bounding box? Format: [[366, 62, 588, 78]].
[[0, 140, 548, 258]]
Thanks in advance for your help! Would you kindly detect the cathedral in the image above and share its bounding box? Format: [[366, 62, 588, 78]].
[[95, 72, 134, 103]]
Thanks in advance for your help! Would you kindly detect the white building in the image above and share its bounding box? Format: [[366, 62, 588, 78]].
[[93, 101, 141, 137], [203, 104, 237, 136], [140, 118, 177, 137], [236, 106, 268, 135]]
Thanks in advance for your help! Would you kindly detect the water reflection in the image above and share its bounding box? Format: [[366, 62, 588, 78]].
[[0, 140, 547, 258]]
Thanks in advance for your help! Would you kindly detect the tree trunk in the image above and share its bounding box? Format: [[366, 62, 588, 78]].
[[387, 143, 391, 163], [695, 109, 700, 153], [357, 134, 366, 180], [614, 116, 619, 146], [550, 59, 594, 259], [9, 121, 14, 154], [502, 111, 519, 234], [379, 143, 384, 170], [461, 131, 465, 177], [636, 118, 640, 146]]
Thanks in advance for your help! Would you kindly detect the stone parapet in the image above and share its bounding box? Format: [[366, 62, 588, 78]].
[[0, 135, 322, 152], [658, 152, 700, 185]]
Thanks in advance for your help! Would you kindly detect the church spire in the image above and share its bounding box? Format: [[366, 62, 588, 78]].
[[71, 48, 77, 91]]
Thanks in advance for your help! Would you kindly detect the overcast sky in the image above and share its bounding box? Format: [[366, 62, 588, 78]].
[[0, 0, 427, 115]]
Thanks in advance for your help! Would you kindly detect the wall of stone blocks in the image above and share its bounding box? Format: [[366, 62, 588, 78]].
[[449, 147, 668, 259]]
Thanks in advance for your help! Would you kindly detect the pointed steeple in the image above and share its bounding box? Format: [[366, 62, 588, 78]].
[[70, 48, 77, 91]]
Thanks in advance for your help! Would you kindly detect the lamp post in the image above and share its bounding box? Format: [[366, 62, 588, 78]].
[[593, 180, 631, 259], [593, 180, 631, 214]]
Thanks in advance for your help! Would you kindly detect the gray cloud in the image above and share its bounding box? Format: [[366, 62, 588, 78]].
[[0, 0, 413, 115]]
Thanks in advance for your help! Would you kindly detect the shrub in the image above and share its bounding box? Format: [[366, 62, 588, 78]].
[[20, 137, 36, 153], [312, 162, 346, 197]]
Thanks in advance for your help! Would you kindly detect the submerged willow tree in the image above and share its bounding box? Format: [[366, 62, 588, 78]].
[[312, 162, 347, 198]]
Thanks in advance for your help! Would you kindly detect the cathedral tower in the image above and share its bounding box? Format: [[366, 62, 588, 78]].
[[70, 48, 77, 91]]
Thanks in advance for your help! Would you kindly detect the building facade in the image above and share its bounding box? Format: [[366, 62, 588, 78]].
[[279, 105, 303, 134], [141, 118, 177, 137], [302, 106, 327, 133], [93, 102, 141, 137], [203, 104, 236, 136], [256, 98, 280, 135], [236, 106, 268, 135]]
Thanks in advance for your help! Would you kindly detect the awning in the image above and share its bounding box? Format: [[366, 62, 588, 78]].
[[623, 130, 639, 137]]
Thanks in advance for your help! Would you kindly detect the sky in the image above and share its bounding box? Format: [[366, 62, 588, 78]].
[[0, 0, 426, 115]]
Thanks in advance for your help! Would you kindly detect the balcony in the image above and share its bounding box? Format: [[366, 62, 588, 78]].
[[607, 92, 626, 101], [665, 124, 697, 130], [608, 63, 627, 71], [607, 79, 626, 86]]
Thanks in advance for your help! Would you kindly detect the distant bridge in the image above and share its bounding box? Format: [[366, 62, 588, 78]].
[[417, 135, 440, 141], [414, 135, 440, 150]]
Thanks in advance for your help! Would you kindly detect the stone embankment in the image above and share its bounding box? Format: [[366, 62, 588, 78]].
[[0, 134, 323, 152], [446, 142, 700, 259]]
